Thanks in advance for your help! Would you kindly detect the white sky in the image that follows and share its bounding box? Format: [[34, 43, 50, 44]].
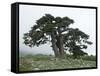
[[19, 4, 96, 55]]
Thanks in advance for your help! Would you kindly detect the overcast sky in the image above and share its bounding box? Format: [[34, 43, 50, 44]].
[[19, 4, 96, 55]]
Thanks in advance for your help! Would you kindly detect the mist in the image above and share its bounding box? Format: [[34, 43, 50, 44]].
[[19, 5, 96, 56]]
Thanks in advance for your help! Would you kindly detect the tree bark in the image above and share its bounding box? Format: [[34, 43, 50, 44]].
[[56, 36, 65, 57], [51, 31, 60, 57], [57, 27, 65, 58]]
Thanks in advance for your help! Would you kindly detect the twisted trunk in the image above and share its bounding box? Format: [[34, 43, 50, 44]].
[[57, 27, 65, 57], [51, 27, 66, 58], [51, 31, 60, 57]]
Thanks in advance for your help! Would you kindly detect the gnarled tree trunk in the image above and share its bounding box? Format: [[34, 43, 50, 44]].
[[57, 27, 65, 58], [58, 36, 65, 57], [51, 31, 60, 57]]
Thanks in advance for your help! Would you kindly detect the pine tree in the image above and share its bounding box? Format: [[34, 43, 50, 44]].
[[23, 14, 92, 58]]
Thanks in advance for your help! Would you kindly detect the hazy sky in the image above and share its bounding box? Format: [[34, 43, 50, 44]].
[[19, 4, 96, 55]]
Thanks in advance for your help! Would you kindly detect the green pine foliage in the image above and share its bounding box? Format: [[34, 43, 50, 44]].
[[23, 14, 92, 58]]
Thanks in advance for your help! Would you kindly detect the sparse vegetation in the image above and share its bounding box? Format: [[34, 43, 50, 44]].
[[19, 54, 96, 71]]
